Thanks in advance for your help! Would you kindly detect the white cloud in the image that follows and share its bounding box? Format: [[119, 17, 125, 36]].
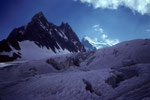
[[94, 28, 104, 33], [93, 24, 99, 28], [92, 24, 119, 46], [93, 25, 104, 33], [101, 34, 108, 39], [75, 0, 150, 15]]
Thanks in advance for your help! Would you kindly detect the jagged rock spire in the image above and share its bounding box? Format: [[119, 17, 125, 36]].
[[0, 11, 86, 62]]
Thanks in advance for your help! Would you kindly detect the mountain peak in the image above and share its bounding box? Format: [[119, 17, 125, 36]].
[[0, 12, 86, 62], [81, 36, 110, 51], [32, 12, 44, 20], [60, 22, 71, 29], [60, 22, 65, 27], [31, 12, 48, 25]]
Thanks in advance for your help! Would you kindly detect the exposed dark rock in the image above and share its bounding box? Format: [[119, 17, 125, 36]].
[[83, 79, 94, 93], [106, 67, 139, 88], [0, 12, 86, 62], [105, 74, 125, 88], [46, 59, 64, 70], [72, 58, 80, 66], [0, 40, 12, 52], [0, 55, 14, 62], [13, 53, 21, 59], [0, 53, 21, 62], [83, 79, 101, 96], [8, 40, 21, 50]]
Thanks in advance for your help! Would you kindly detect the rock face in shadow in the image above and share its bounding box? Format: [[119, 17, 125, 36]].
[[0, 40, 21, 62], [0, 12, 85, 62]]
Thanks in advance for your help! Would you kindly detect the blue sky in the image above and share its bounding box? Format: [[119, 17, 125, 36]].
[[0, 0, 150, 43]]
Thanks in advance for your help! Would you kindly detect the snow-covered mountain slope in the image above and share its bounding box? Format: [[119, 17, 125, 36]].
[[0, 12, 85, 62], [0, 39, 150, 100], [81, 36, 110, 51]]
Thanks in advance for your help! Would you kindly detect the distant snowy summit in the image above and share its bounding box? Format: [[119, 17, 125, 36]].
[[81, 36, 110, 51], [0, 12, 85, 62]]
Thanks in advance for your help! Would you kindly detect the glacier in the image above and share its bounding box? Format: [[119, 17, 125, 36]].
[[0, 39, 150, 100]]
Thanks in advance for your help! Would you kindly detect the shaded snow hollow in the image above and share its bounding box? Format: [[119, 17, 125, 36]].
[[0, 39, 150, 100]]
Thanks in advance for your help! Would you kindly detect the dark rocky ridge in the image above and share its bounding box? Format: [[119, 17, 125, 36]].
[[0, 12, 85, 62]]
